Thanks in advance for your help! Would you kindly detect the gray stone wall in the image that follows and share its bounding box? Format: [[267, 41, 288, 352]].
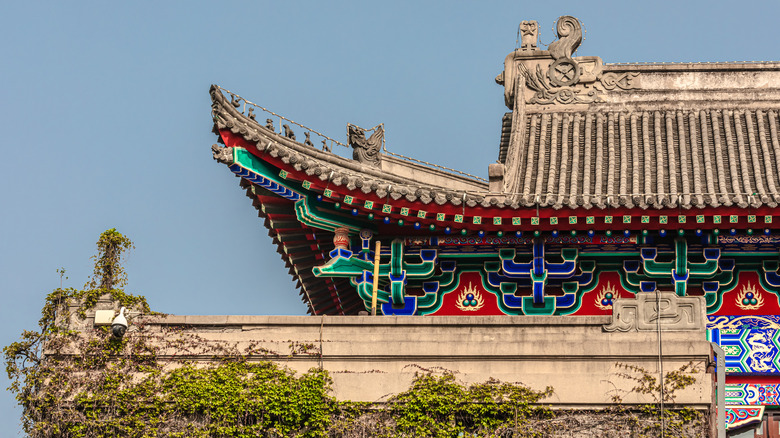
[[82, 312, 714, 409]]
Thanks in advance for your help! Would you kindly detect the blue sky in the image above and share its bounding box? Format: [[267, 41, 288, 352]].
[[1, 0, 777, 432]]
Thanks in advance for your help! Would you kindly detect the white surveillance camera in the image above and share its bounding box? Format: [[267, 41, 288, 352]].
[[111, 307, 128, 338]]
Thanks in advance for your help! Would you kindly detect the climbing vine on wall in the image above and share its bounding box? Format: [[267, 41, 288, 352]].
[[4, 230, 709, 437], [607, 362, 707, 437], [3, 229, 153, 436]]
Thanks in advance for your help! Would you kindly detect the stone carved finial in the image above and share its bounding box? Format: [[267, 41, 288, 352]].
[[519, 21, 538, 50], [548, 16, 582, 60], [347, 124, 383, 167], [283, 124, 296, 141], [230, 94, 241, 108], [211, 144, 234, 165], [547, 16, 583, 87], [499, 15, 638, 108], [603, 292, 705, 332]]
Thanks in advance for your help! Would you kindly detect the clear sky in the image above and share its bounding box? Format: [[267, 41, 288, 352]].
[[1, 0, 778, 432]]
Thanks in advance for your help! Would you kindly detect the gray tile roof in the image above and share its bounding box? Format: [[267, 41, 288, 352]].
[[210, 85, 503, 208], [497, 112, 512, 163], [510, 109, 780, 210]]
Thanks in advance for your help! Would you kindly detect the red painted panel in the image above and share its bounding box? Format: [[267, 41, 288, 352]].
[[570, 271, 635, 316], [433, 272, 503, 316], [727, 376, 780, 384], [712, 271, 780, 316]]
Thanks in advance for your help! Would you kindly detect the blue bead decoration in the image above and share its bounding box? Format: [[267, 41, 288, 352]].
[[587, 230, 595, 237], [551, 230, 559, 237], [659, 229, 667, 237], [317, 195, 323, 201], [445, 227, 452, 235], [383, 217, 391, 224], [466, 293, 474, 301], [478, 230, 486, 238], [351, 208, 359, 216], [765, 228, 771, 236], [623, 230, 630, 238], [730, 228, 737, 236], [515, 231, 523, 237], [695, 229, 702, 236], [413, 222, 421, 230]]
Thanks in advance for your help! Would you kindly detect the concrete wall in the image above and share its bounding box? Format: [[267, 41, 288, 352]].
[[103, 313, 714, 409], [380, 155, 487, 192]]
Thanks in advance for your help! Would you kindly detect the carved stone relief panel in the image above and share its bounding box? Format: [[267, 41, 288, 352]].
[[603, 292, 705, 332]]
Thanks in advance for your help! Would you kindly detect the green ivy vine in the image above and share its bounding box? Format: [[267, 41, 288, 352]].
[[4, 230, 708, 437], [386, 373, 553, 437], [609, 362, 707, 437]]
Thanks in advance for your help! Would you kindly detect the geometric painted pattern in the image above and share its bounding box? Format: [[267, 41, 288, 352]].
[[709, 315, 780, 330], [725, 405, 765, 431], [229, 163, 301, 201], [493, 239, 583, 306], [708, 328, 780, 374], [726, 384, 780, 405], [623, 238, 725, 297]]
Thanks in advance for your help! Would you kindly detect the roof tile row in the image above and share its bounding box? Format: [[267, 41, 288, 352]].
[[511, 109, 780, 210]]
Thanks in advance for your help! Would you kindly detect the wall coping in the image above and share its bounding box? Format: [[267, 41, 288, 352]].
[[137, 314, 612, 327]]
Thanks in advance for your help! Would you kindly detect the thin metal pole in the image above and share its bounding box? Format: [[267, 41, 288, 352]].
[[318, 315, 324, 370], [657, 288, 665, 437], [711, 343, 726, 438], [371, 241, 381, 316]]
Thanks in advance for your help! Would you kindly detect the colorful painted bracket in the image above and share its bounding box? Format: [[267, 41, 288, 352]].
[[313, 240, 438, 308], [725, 405, 764, 431]]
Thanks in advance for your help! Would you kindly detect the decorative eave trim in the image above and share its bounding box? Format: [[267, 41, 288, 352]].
[[725, 405, 764, 431], [221, 142, 780, 239]]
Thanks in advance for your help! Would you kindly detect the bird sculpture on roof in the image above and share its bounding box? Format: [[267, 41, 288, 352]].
[[347, 124, 383, 167]]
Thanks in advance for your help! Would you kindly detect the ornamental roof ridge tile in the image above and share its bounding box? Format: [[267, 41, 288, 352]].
[[606, 61, 780, 66], [210, 85, 489, 210]]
